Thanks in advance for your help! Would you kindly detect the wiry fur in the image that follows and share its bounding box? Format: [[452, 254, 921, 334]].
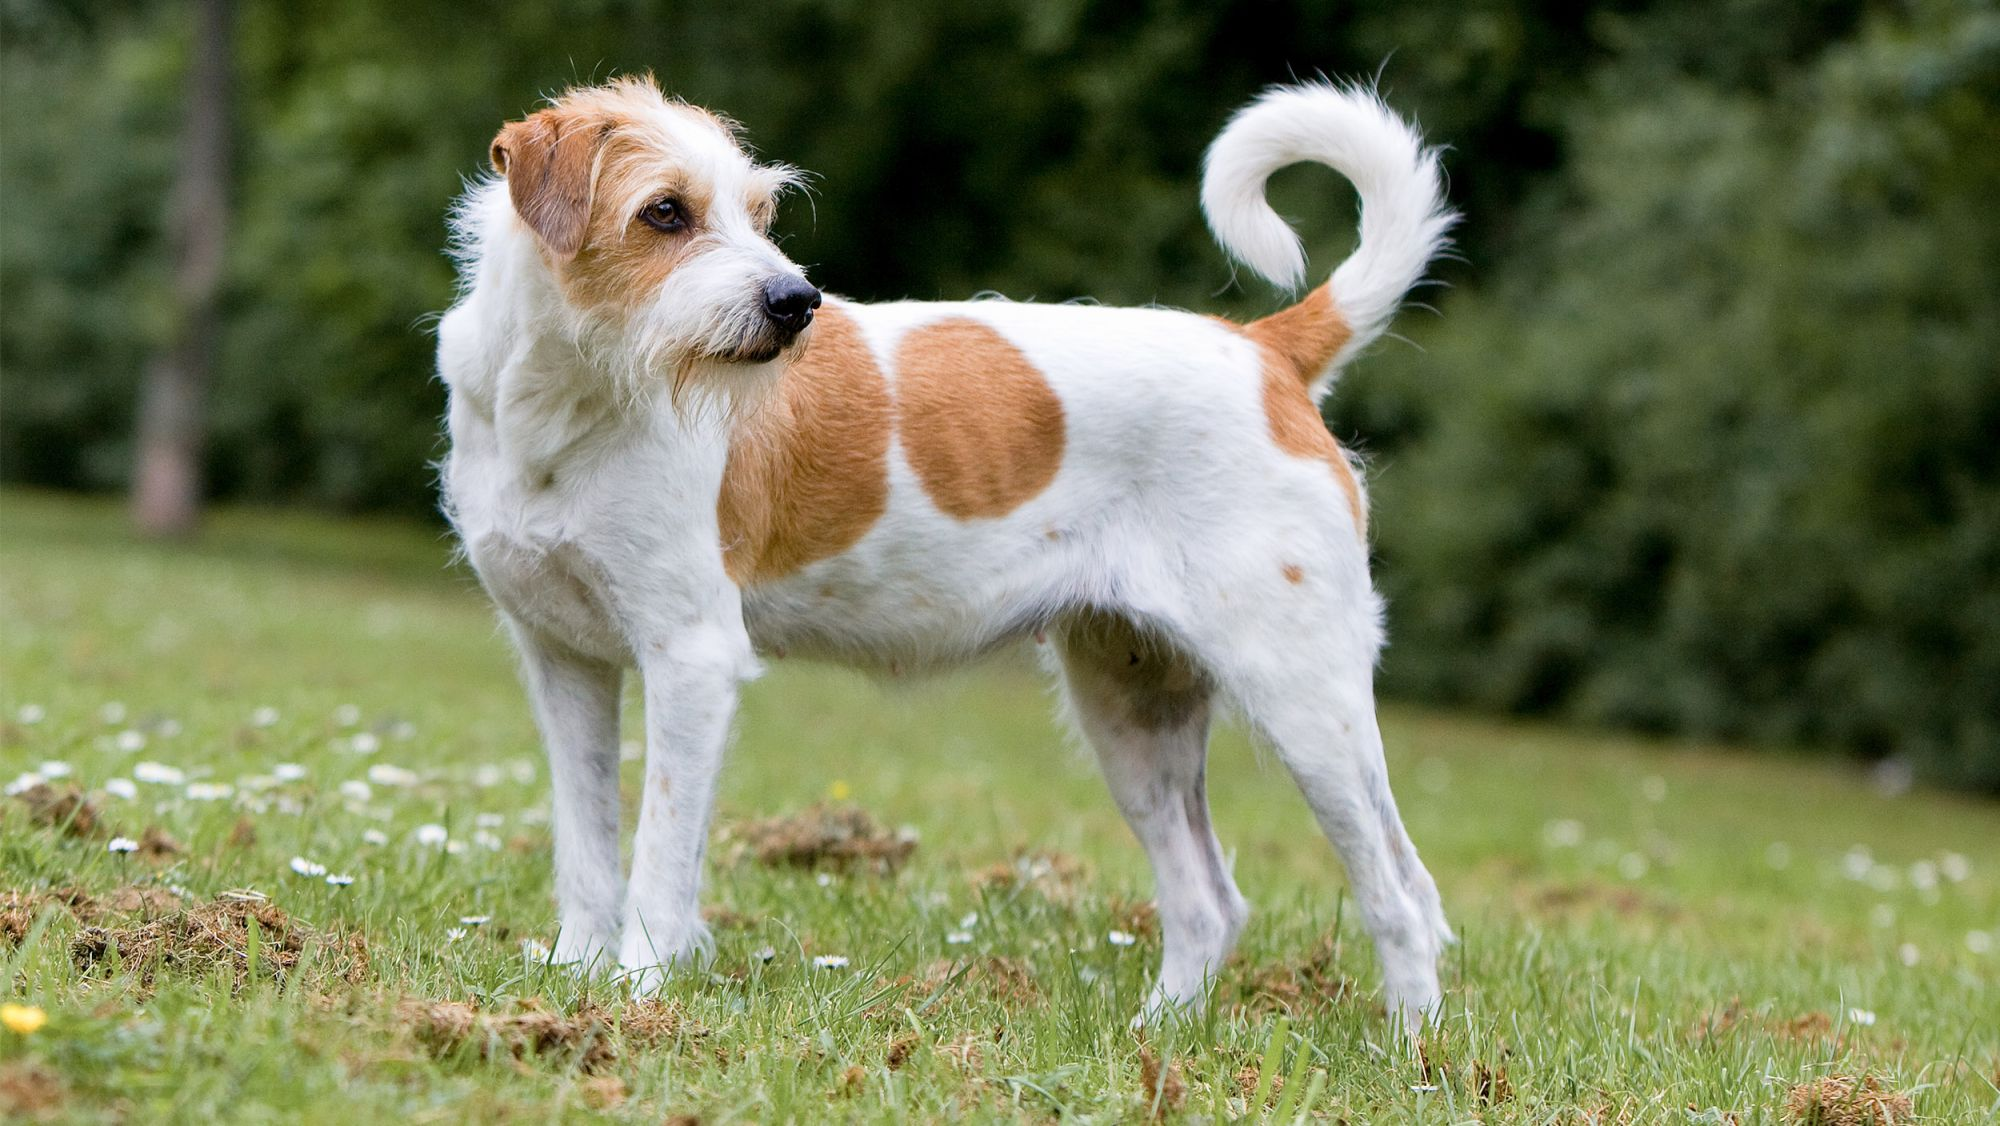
[[437, 75, 1456, 1029]]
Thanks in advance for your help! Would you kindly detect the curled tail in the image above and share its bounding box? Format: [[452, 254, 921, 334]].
[[1202, 82, 1455, 399]]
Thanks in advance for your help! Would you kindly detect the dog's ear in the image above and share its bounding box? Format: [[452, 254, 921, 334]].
[[490, 110, 609, 261]]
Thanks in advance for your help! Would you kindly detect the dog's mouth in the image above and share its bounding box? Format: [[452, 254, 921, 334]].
[[708, 327, 809, 366]]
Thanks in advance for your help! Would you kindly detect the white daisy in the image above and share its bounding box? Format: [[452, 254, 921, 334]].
[[289, 856, 327, 878], [459, 915, 491, 926], [1542, 819, 1585, 848], [325, 873, 355, 887], [339, 779, 374, 803], [366, 764, 417, 788], [38, 761, 72, 779], [413, 823, 449, 848], [361, 828, 389, 846], [520, 938, 552, 961], [16, 704, 45, 725], [273, 763, 308, 783], [133, 762, 185, 785], [107, 837, 139, 854], [185, 782, 234, 802], [115, 730, 147, 753], [1847, 1008, 1877, 1026], [945, 931, 973, 945], [446, 927, 467, 942], [104, 778, 138, 800], [959, 912, 979, 929], [349, 732, 381, 755], [812, 954, 850, 969], [1107, 930, 1138, 948], [3, 772, 43, 797]]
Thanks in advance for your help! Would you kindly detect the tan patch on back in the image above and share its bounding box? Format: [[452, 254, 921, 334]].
[[717, 305, 892, 583], [1261, 361, 1367, 539], [1281, 563, 1305, 585], [1245, 282, 1351, 380], [1233, 284, 1367, 540], [894, 319, 1065, 519]]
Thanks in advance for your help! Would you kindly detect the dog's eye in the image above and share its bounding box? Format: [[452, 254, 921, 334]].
[[640, 198, 688, 233]]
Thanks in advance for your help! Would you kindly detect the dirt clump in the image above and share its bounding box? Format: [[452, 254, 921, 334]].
[[14, 783, 100, 838], [1783, 1075, 1913, 1126], [0, 1061, 66, 1122], [1225, 932, 1354, 1016], [400, 998, 617, 1072], [613, 998, 696, 1047], [723, 804, 916, 873], [1136, 1044, 1187, 1118], [970, 849, 1090, 904], [136, 825, 183, 860], [70, 893, 368, 990]]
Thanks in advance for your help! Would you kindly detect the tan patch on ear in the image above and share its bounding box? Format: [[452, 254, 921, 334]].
[[1245, 282, 1351, 381], [492, 109, 610, 260], [894, 319, 1065, 520], [1261, 357, 1367, 540], [717, 305, 892, 584]]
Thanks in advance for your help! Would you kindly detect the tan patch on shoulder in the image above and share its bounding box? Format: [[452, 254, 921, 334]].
[[894, 318, 1065, 519], [1261, 357, 1367, 540], [717, 305, 892, 583]]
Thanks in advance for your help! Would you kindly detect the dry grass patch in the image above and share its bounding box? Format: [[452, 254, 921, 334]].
[[1783, 1075, 1914, 1125], [721, 804, 916, 873], [70, 892, 369, 990]]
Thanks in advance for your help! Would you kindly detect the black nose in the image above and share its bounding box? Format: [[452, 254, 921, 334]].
[[762, 276, 821, 335]]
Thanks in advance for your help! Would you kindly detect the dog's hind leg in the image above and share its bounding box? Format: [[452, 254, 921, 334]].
[[1054, 610, 1250, 1022], [1184, 566, 1448, 1033], [508, 622, 625, 972]]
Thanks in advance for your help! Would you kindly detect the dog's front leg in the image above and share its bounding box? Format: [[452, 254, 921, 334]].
[[509, 622, 624, 972], [619, 622, 752, 994]]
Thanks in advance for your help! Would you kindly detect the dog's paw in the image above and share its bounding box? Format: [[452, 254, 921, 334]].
[[616, 913, 713, 996], [549, 928, 618, 976]]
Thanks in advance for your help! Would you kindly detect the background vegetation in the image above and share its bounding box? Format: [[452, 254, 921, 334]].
[[2, 0, 1996, 787]]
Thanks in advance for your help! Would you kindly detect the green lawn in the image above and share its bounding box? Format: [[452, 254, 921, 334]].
[[2, 489, 1994, 1123]]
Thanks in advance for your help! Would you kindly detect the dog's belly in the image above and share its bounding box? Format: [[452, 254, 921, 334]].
[[738, 532, 1066, 671]]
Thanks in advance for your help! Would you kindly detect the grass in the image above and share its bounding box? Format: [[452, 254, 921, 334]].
[[1, 487, 1995, 1123]]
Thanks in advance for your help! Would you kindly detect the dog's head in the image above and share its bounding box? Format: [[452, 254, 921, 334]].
[[489, 76, 815, 374]]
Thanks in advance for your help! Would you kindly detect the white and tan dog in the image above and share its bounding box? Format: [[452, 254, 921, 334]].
[[438, 75, 1456, 1026]]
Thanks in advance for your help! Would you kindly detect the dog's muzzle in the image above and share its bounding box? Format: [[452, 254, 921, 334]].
[[761, 275, 821, 338]]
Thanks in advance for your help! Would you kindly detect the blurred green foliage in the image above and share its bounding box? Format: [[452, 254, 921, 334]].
[[2, 0, 1994, 786]]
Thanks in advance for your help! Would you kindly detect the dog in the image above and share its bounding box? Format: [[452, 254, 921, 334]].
[[438, 74, 1456, 1028]]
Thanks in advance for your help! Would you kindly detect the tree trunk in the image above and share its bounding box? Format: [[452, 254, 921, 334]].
[[132, 0, 233, 538]]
